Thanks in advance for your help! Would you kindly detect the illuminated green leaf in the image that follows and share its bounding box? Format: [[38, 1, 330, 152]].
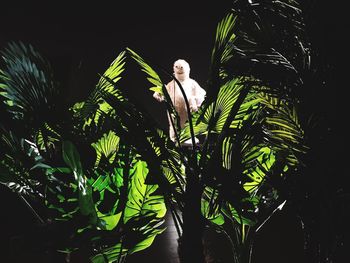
[[91, 131, 120, 167], [124, 160, 166, 223], [127, 48, 164, 93], [98, 211, 122, 231]]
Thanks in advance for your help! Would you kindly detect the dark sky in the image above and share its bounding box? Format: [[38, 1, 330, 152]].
[[1, 2, 231, 87], [0, 1, 348, 262]]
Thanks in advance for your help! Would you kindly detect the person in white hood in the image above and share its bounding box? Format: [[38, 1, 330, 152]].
[[153, 59, 206, 143]]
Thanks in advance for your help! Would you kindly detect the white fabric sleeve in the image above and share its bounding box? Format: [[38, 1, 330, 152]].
[[192, 80, 206, 107]]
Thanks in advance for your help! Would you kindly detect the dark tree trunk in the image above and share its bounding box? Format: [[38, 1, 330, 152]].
[[179, 165, 205, 263]]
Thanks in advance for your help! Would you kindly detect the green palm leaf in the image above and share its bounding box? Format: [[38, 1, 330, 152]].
[[124, 160, 166, 222], [126, 48, 182, 143], [242, 146, 276, 193], [201, 186, 225, 226], [223, 0, 309, 96], [0, 42, 59, 120], [180, 78, 260, 142], [0, 42, 62, 151], [92, 77, 185, 198], [77, 50, 126, 122], [126, 48, 164, 94], [0, 128, 43, 198], [91, 131, 120, 167], [209, 12, 238, 99], [62, 140, 98, 225], [257, 93, 306, 166]]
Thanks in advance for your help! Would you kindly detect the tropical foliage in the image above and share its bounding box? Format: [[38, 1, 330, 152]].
[[0, 1, 344, 263], [0, 42, 167, 263]]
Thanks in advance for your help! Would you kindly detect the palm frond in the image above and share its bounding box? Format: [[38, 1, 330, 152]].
[[0, 42, 67, 153], [126, 48, 184, 145], [180, 77, 260, 142], [79, 71, 186, 201], [126, 47, 164, 94], [99, 95, 185, 198], [224, 0, 310, 97], [77, 50, 126, 121], [91, 130, 120, 168], [0, 129, 44, 199], [180, 78, 241, 142], [258, 93, 307, 165], [208, 13, 238, 101], [0, 42, 60, 122]]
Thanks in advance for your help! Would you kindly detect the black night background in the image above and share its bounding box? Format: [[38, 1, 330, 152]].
[[0, 1, 348, 262]]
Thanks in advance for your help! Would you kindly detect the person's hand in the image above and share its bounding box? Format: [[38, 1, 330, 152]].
[[189, 98, 198, 112], [190, 104, 198, 112], [153, 92, 164, 102]]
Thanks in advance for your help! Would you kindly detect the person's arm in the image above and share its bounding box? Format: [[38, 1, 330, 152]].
[[153, 91, 164, 102], [153, 80, 174, 102], [191, 80, 206, 111]]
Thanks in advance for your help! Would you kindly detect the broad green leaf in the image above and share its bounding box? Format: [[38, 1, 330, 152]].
[[98, 211, 122, 231], [62, 140, 83, 178], [201, 199, 225, 226], [62, 141, 97, 224], [124, 160, 166, 223], [91, 174, 113, 192], [201, 187, 225, 225], [128, 229, 165, 254]]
